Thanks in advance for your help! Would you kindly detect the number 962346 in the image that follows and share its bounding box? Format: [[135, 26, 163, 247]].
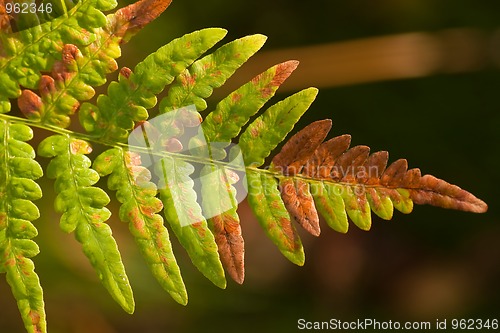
[[451, 319, 498, 330], [5, 2, 53, 14]]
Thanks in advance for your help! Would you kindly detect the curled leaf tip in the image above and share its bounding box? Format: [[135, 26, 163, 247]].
[[115, 0, 173, 41], [410, 175, 488, 213], [18, 90, 42, 119]]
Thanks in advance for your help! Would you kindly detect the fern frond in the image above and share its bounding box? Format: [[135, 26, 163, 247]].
[[93, 147, 188, 305], [0, 121, 45, 333], [240, 119, 488, 265], [158, 34, 267, 114], [79, 28, 227, 142], [268, 120, 488, 238], [80, 30, 274, 287], [17, 0, 172, 128], [0, 0, 117, 113], [74, 27, 300, 291], [37, 135, 135, 313], [0, 0, 489, 328]]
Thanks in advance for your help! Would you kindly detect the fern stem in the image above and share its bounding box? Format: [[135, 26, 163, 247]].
[[0, 114, 427, 192], [0, 119, 10, 214]]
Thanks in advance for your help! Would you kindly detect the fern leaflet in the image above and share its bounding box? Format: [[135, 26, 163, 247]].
[[0, 121, 45, 333], [38, 135, 135, 313], [94, 147, 188, 305]]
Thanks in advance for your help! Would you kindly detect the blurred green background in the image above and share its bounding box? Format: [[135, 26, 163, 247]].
[[1, 0, 499, 332]]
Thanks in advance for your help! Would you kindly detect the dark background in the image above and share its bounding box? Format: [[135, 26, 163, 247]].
[[1, 0, 499, 332]]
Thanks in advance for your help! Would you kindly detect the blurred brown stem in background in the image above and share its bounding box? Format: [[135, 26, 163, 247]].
[[217, 28, 497, 96]]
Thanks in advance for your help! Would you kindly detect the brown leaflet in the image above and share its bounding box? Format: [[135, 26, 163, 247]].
[[337, 145, 370, 183], [371, 158, 487, 214], [280, 178, 320, 236], [210, 213, 245, 284], [49, 44, 81, 85], [303, 134, 351, 178], [272, 119, 332, 175], [38, 75, 56, 96], [18, 90, 42, 119], [59, 45, 80, 73], [319, 136, 352, 171], [402, 168, 421, 187], [410, 175, 488, 213], [360, 151, 388, 185], [120, 66, 132, 79], [380, 159, 408, 186], [0, 1, 12, 34], [113, 0, 172, 43]]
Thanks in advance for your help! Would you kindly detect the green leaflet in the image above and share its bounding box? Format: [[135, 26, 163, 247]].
[[239, 87, 319, 167], [247, 170, 304, 265], [0, 121, 46, 333], [80, 28, 228, 142], [0, 0, 117, 113], [387, 188, 414, 214], [202, 60, 299, 143], [4, 255, 45, 333], [94, 148, 188, 305], [365, 187, 394, 220], [158, 34, 268, 114], [310, 181, 349, 233], [157, 157, 226, 289], [38, 135, 135, 313], [340, 185, 372, 231]]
